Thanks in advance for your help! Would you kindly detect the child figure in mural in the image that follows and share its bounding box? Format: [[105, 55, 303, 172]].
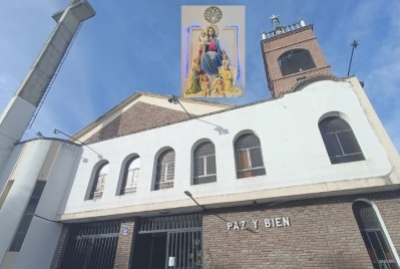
[[221, 51, 230, 67], [186, 57, 204, 94], [198, 31, 207, 56], [219, 64, 232, 92], [218, 52, 242, 96], [200, 74, 210, 97], [212, 77, 225, 97]]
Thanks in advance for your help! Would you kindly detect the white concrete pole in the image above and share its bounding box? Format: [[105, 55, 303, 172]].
[[0, 1, 95, 172]]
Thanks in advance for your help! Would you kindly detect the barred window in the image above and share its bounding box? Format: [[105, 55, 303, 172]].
[[352, 201, 399, 268], [234, 133, 266, 179], [193, 142, 217, 185], [88, 162, 109, 200], [154, 149, 175, 190], [120, 157, 140, 195], [319, 117, 365, 164], [278, 49, 316, 76]]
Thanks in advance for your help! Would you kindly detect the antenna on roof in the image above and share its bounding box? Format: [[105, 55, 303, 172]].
[[347, 40, 359, 76]]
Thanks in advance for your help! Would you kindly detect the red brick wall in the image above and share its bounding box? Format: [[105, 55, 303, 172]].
[[114, 218, 136, 269], [203, 191, 400, 269], [50, 225, 69, 269], [85, 102, 190, 144], [261, 26, 332, 98]]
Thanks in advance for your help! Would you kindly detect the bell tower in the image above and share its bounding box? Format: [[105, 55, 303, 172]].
[[261, 15, 332, 98]]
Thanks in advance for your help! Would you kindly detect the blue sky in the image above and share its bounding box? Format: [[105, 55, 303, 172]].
[[0, 0, 399, 150]]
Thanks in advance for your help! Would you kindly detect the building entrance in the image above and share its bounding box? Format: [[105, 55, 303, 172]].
[[132, 214, 203, 269], [59, 220, 120, 269]]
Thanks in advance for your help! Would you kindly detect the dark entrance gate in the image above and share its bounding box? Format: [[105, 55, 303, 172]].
[[60, 220, 120, 269], [132, 214, 202, 269]]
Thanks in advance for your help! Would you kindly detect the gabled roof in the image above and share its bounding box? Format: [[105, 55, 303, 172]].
[[74, 92, 234, 144]]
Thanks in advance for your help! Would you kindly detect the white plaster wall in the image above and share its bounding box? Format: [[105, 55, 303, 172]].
[[13, 219, 62, 269], [0, 97, 36, 172], [63, 80, 395, 216], [0, 140, 82, 268], [0, 143, 24, 197], [36, 142, 83, 219], [0, 140, 51, 263], [0, 252, 17, 269], [14, 142, 82, 269]]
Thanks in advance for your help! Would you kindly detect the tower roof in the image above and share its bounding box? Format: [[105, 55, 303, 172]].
[[261, 17, 332, 98]]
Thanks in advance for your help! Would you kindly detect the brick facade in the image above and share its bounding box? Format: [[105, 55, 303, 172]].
[[50, 225, 69, 269], [84, 102, 190, 144], [50, 191, 399, 268], [202, 191, 400, 269], [114, 218, 137, 269], [261, 25, 332, 98]]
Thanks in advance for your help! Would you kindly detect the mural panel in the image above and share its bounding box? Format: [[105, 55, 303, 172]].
[[181, 6, 245, 98]]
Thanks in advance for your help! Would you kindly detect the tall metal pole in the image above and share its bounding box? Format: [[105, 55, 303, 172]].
[[347, 40, 359, 76]]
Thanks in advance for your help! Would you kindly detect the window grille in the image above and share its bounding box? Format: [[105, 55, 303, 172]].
[[353, 201, 399, 269], [193, 142, 217, 185], [319, 117, 365, 164], [9, 181, 46, 252], [139, 214, 202, 233], [120, 157, 140, 195], [60, 220, 120, 269], [154, 149, 175, 190], [278, 49, 316, 76], [89, 162, 109, 200], [234, 134, 266, 179], [133, 214, 203, 268]]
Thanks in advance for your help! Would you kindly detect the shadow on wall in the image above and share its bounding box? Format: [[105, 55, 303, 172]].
[[195, 118, 229, 135]]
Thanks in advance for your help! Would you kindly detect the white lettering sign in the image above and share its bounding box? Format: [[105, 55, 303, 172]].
[[227, 217, 290, 231], [252, 219, 258, 229]]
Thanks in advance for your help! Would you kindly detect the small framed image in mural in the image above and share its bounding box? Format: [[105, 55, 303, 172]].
[[181, 6, 245, 98]]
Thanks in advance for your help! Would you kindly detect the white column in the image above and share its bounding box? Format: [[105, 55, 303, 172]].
[[0, 1, 95, 172]]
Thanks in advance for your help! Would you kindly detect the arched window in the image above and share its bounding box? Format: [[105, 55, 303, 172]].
[[278, 49, 316, 76], [154, 149, 175, 190], [120, 156, 140, 195], [234, 133, 266, 179], [89, 162, 109, 200], [319, 117, 365, 164], [352, 201, 399, 268], [193, 141, 217, 185]]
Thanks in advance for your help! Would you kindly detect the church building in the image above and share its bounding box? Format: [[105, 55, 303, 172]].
[[0, 1, 399, 269]]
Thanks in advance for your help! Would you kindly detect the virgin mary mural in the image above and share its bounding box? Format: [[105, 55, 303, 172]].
[[181, 6, 245, 98], [201, 26, 222, 76]]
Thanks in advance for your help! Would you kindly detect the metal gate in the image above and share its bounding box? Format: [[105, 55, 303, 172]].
[[134, 214, 203, 269], [60, 220, 120, 269], [167, 230, 202, 269]]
